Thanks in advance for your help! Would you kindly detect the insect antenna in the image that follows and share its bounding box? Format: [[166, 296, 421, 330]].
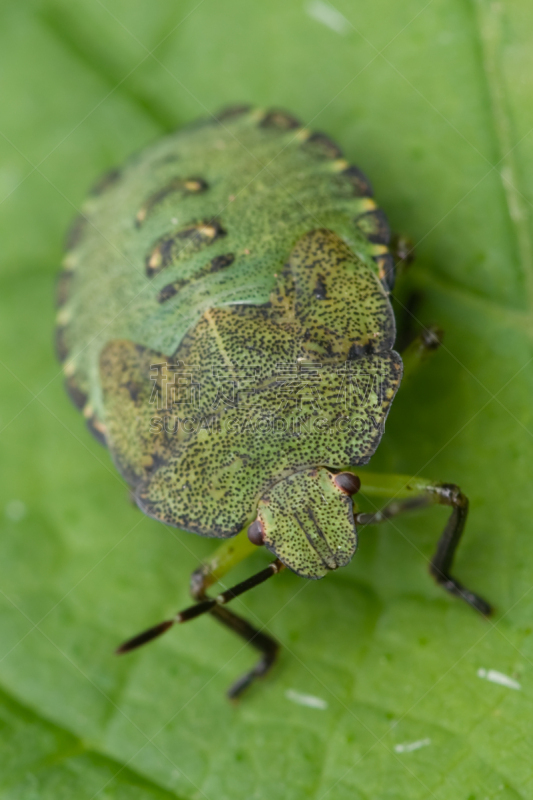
[[116, 559, 284, 655]]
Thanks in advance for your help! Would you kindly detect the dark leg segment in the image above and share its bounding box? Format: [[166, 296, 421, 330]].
[[190, 559, 282, 699], [207, 606, 279, 699], [116, 545, 284, 699], [355, 474, 492, 616], [426, 484, 491, 615]]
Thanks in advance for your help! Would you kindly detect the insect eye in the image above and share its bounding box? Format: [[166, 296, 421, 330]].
[[334, 472, 361, 496], [247, 519, 265, 545]]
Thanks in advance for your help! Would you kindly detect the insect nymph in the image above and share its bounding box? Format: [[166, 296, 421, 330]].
[[56, 106, 491, 698]]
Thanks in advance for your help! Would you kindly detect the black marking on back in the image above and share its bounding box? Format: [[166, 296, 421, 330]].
[[355, 209, 391, 245], [158, 252, 236, 304], [158, 282, 180, 303], [177, 220, 226, 242], [209, 252, 235, 272], [347, 341, 375, 360], [304, 132, 343, 159], [215, 104, 252, 121], [64, 215, 87, 251], [65, 376, 88, 410], [146, 220, 226, 277], [55, 326, 69, 362], [90, 167, 121, 196], [342, 165, 373, 197], [135, 177, 209, 228], [260, 109, 301, 130], [56, 270, 73, 308]]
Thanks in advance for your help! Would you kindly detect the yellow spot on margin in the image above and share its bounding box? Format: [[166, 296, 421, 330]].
[[295, 128, 311, 142], [56, 308, 71, 326], [62, 254, 77, 270], [355, 198, 377, 212], [184, 180, 203, 192], [198, 224, 217, 238], [92, 419, 107, 437], [331, 159, 349, 172]]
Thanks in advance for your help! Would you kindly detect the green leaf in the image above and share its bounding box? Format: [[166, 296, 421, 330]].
[[1, 0, 533, 797]]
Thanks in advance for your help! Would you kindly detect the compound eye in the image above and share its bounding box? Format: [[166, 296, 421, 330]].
[[247, 519, 265, 546], [333, 472, 361, 496]]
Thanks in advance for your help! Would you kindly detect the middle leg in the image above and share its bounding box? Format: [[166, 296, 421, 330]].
[[354, 472, 492, 615]]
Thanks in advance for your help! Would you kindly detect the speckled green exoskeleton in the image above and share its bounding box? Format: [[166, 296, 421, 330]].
[[56, 105, 492, 698]]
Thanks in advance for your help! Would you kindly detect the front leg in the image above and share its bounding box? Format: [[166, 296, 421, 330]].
[[190, 535, 281, 699], [353, 472, 492, 616], [116, 530, 282, 699]]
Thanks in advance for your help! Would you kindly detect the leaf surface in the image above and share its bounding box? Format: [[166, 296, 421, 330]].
[[1, 1, 533, 797]]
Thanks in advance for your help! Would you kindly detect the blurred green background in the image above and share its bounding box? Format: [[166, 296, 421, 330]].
[[1, 0, 533, 797]]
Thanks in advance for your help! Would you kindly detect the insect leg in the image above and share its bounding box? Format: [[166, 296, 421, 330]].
[[353, 472, 492, 616], [390, 232, 415, 272], [400, 324, 443, 381], [204, 606, 279, 699], [190, 539, 281, 699], [116, 530, 283, 698]]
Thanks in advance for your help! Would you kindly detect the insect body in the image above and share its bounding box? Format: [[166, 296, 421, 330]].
[[57, 106, 491, 697]]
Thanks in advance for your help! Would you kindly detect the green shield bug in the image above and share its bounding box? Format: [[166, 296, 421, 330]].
[[56, 105, 491, 698]]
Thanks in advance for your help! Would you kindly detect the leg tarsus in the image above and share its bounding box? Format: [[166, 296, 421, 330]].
[[433, 575, 491, 615], [210, 605, 279, 700]]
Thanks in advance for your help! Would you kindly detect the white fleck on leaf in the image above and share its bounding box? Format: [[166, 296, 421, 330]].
[[477, 668, 521, 690], [285, 688, 328, 709], [306, 0, 351, 35], [394, 738, 431, 754]]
